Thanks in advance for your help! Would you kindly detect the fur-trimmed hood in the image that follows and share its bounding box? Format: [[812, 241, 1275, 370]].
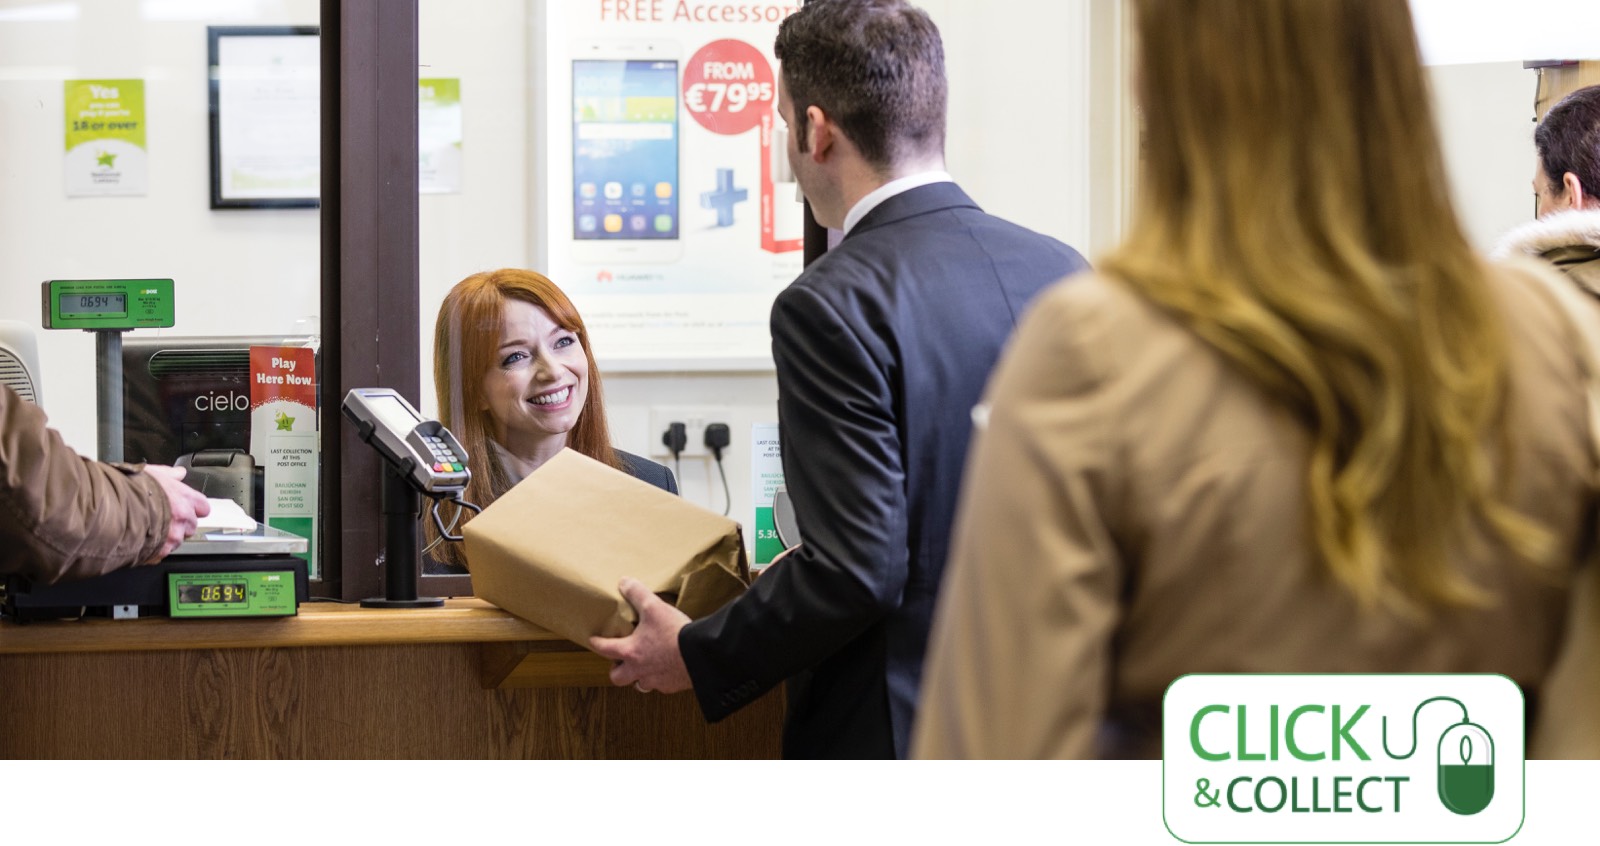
[[1491, 208, 1600, 260]]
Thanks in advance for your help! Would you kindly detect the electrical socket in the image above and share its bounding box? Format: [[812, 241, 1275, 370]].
[[648, 407, 732, 459]]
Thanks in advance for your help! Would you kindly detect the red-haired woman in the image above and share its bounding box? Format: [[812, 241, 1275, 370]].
[[425, 268, 675, 570]]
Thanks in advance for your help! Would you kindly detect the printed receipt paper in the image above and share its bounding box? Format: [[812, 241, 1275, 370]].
[[464, 448, 750, 647]]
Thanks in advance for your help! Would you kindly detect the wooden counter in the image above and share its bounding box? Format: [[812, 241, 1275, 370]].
[[0, 599, 782, 759]]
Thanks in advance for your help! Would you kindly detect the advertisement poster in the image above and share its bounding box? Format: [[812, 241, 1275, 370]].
[[64, 79, 147, 197], [250, 345, 319, 578], [419, 77, 463, 194], [539, 1, 805, 369], [750, 421, 785, 570]]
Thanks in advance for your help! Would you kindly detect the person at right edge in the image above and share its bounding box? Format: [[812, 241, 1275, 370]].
[[1494, 84, 1600, 296], [590, 0, 1089, 758], [914, 0, 1600, 759]]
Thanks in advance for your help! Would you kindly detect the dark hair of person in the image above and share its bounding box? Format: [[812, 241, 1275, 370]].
[[1536, 84, 1600, 202], [774, 0, 946, 172]]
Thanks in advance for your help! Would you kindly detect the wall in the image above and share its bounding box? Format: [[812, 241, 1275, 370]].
[[923, 0, 1099, 254], [1430, 61, 1540, 252]]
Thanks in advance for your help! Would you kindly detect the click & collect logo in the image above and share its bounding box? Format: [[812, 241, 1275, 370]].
[[1162, 675, 1524, 844]]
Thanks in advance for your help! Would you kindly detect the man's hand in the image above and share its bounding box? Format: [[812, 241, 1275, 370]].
[[142, 464, 212, 562], [590, 577, 693, 694]]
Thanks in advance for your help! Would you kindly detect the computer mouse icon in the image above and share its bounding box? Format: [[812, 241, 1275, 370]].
[[1437, 721, 1494, 815]]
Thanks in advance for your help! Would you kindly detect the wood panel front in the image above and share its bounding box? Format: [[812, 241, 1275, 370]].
[[0, 600, 781, 759], [0, 642, 782, 759]]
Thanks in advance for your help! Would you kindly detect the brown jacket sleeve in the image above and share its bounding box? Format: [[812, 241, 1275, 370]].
[[0, 384, 170, 584]]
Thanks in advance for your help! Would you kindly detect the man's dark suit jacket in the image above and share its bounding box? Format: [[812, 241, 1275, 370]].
[[678, 182, 1090, 758]]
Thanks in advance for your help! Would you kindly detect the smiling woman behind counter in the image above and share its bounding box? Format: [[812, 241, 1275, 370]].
[[425, 268, 677, 570]]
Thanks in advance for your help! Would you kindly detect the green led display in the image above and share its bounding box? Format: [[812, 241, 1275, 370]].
[[42, 278, 175, 330], [168, 570, 297, 618]]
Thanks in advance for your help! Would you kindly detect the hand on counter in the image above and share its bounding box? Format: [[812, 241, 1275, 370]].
[[143, 464, 212, 562], [590, 577, 692, 695]]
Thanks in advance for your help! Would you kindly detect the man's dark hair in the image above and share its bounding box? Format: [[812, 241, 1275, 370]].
[[1536, 84, 1600, 202], [775, 0, 946, 172]]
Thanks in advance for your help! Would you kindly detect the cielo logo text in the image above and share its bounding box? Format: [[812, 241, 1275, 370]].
[[1163, 674, 1523, 844]]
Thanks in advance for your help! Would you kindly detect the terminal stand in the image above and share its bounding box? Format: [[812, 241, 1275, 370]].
[[362, 463, 445, 609]]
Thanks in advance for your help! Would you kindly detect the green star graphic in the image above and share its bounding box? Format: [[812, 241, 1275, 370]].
[[275, 411, 295, 431], [95, 150, 116, 168]]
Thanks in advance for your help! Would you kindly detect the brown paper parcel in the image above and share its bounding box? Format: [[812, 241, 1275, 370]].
[[463, 448, 750, 646]]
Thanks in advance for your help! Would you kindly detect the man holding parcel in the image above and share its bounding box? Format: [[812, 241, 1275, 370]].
[[591, 0, 1089, 759]]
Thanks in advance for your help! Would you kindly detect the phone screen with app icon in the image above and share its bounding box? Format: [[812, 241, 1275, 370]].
[[572, 59, 679, 242]]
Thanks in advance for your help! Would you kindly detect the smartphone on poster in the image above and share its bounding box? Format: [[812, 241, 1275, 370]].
[[570, 41, 682, 265]]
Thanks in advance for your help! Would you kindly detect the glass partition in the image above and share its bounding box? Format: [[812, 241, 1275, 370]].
[[0, 0, 324, 577]]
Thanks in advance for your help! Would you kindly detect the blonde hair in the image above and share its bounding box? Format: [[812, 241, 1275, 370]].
[[426, 269, 621, 568], [1102, 0, 1553, 612]]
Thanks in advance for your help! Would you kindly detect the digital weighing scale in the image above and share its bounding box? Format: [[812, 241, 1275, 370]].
[[13, 278, 314, 622], [1, 524, 309, 622], [40, 278, 176, 462]]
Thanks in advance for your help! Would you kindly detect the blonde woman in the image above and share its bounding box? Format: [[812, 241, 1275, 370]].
[[914, 0, 1599, 758]]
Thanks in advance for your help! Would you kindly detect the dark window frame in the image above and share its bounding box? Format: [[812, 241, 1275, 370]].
[[319, 0, 471, 600]]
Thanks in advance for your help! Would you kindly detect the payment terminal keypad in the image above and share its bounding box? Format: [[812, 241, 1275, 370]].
[[423, 435, 464, 473]]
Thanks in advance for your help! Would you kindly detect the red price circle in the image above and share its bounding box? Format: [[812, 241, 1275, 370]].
[[682, 39, 775, 136]]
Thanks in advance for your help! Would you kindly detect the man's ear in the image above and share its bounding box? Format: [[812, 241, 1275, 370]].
[[805, 104, 833, 163], [1563, 171, 1594, 210]]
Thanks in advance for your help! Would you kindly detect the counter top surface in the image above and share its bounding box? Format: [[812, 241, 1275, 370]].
[[0, 598, 569, 655]]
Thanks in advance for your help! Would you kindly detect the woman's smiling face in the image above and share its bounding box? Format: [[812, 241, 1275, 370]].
[[479, 298, 590, 454]]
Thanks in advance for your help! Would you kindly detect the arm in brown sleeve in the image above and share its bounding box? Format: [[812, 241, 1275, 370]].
[[0, 384, 169, 584]]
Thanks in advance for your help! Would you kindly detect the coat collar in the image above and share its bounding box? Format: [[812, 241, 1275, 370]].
[[843, 181, 980, 240], [1491, 208, 1600, 261]]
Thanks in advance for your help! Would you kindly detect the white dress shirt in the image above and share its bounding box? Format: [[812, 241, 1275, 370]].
[[841, 170, 954, 235]]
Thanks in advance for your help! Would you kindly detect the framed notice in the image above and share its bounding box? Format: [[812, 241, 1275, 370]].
[[208, 26, 320, 209]]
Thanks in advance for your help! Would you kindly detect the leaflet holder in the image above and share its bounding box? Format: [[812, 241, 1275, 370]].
[[341, 387, 481, 609]]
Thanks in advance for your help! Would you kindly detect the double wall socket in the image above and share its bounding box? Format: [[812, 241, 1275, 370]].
[[648, 407, 732, 459]]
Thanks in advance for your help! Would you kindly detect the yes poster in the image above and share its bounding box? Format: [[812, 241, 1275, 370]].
[[539, 1, 806, 368], [250, 346, 319, 578], [419, 78, 463, 194], [64, 79, 147, 197]]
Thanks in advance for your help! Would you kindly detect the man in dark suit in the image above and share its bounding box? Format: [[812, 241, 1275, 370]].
[[591, 0, 1090, 758]]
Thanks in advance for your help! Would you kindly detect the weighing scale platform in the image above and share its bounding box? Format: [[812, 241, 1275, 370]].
[[2, 525, 310, 622]]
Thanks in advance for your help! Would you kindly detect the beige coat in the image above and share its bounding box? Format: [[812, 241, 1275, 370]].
[[913, 261, 1600, 759], [0, 383, 171, 583]]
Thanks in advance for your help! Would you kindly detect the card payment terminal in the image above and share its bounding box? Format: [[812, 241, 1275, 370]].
[[341, 387, 470, 495], [341, 388, 481, 609]]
